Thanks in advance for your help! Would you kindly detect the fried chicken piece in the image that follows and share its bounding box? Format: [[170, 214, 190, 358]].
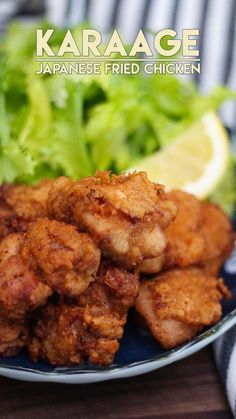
[[1, 179, 53, 220], [28, 304, 87, 365], [0, 231, 23, 263], [28, 303, 121, 366], [0, 233, 52, 321], [0, 315, 28, 357], [139, 191, 234, 275], [0, 179, 53, 239], [28, 263, 139, 366], [164, 190, 205, 270], [0, 218, 101, 320], [199, 202, 234, 275], [22, 218, 101, 297], [78, 262, 139, 331], [202, 257, 226, 277], [138, 190, 204, 274], [0, 194, 13, 239], [48, 172, 177, 268], [138, 254, 165, 274], [135, 268, 230, 349]]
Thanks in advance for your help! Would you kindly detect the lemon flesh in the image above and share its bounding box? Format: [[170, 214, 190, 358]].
[[129, 112, 229, 199]]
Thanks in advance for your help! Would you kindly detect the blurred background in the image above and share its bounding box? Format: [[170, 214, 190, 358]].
[[0, 0, 236, 130]]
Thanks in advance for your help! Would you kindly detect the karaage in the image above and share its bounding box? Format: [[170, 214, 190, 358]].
[[28, 263, 139, 365], [135, 268, 230, 349], [0, 315, 28, 357], [0, 179, 53, 239], [139, 190, 234, 274], [199, 202, 234, 275], [0, 218, 101, 320], [0, 172, 233, 366], [163, 190, 205, 269], [137, 190, 204, 273], [48, 172, 177, 268], [0, 233, 52, 321], [22, 218, 101, 297]]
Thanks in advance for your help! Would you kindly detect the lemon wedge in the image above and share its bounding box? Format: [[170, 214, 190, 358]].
[[129, 112, 229, 198]]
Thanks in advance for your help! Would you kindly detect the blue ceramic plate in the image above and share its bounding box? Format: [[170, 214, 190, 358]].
[[0, 236, 235, 383]]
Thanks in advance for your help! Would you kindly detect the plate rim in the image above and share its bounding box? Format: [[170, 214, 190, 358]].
[[0, 307, 236, 383]]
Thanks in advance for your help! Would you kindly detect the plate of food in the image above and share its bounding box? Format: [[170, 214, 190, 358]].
[[0, 22, 235, 383], [0, 170, 235, 383]]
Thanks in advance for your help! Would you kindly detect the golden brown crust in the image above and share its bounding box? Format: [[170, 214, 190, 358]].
[[1, 180, 53, 220], [135, 268, 230, 349], [198, 202, 234, 275], [48, 172, 177, 268], [0, 180, 54, 239], [0, 315, 28, 357], [0, 175, 233, 366], [22, 218, 101, 297], [164, 190, 205, 269], [28, 263, 139, 366], [0, 234, 51, 321], [0, 219, 101, 321], [142, 190, 234, 276]]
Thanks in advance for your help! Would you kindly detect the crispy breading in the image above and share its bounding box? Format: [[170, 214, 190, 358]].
[[0, 180, 53, 239], [0, 194, 13, 239], [48, 172, 177, 268], [164, 190, 205, 269], [22, 218, 101, 297], [0, 174, 233, 366], [139, 190, 234, 275], [199, 202, 235, 275], [0, 315, 28, 357], [0, 219, 101, 320], [137, 254, 164, 274], [28, 263, 139, 366], [1, 179, 53, 220], [138, 190, 204, 273], [0, 232, 23, 263], [28, 303, 119, 366], [135, 268, 230, 349], [0, 233, 51, 321]]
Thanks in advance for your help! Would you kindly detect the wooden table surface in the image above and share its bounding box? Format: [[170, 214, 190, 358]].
[[0, 348, 232, 419]]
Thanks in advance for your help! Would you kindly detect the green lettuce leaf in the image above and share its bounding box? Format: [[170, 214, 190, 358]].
[[0, 20, 235, 214]]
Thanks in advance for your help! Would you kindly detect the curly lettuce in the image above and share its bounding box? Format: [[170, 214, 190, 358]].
[[0, 21, 235, 212]]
